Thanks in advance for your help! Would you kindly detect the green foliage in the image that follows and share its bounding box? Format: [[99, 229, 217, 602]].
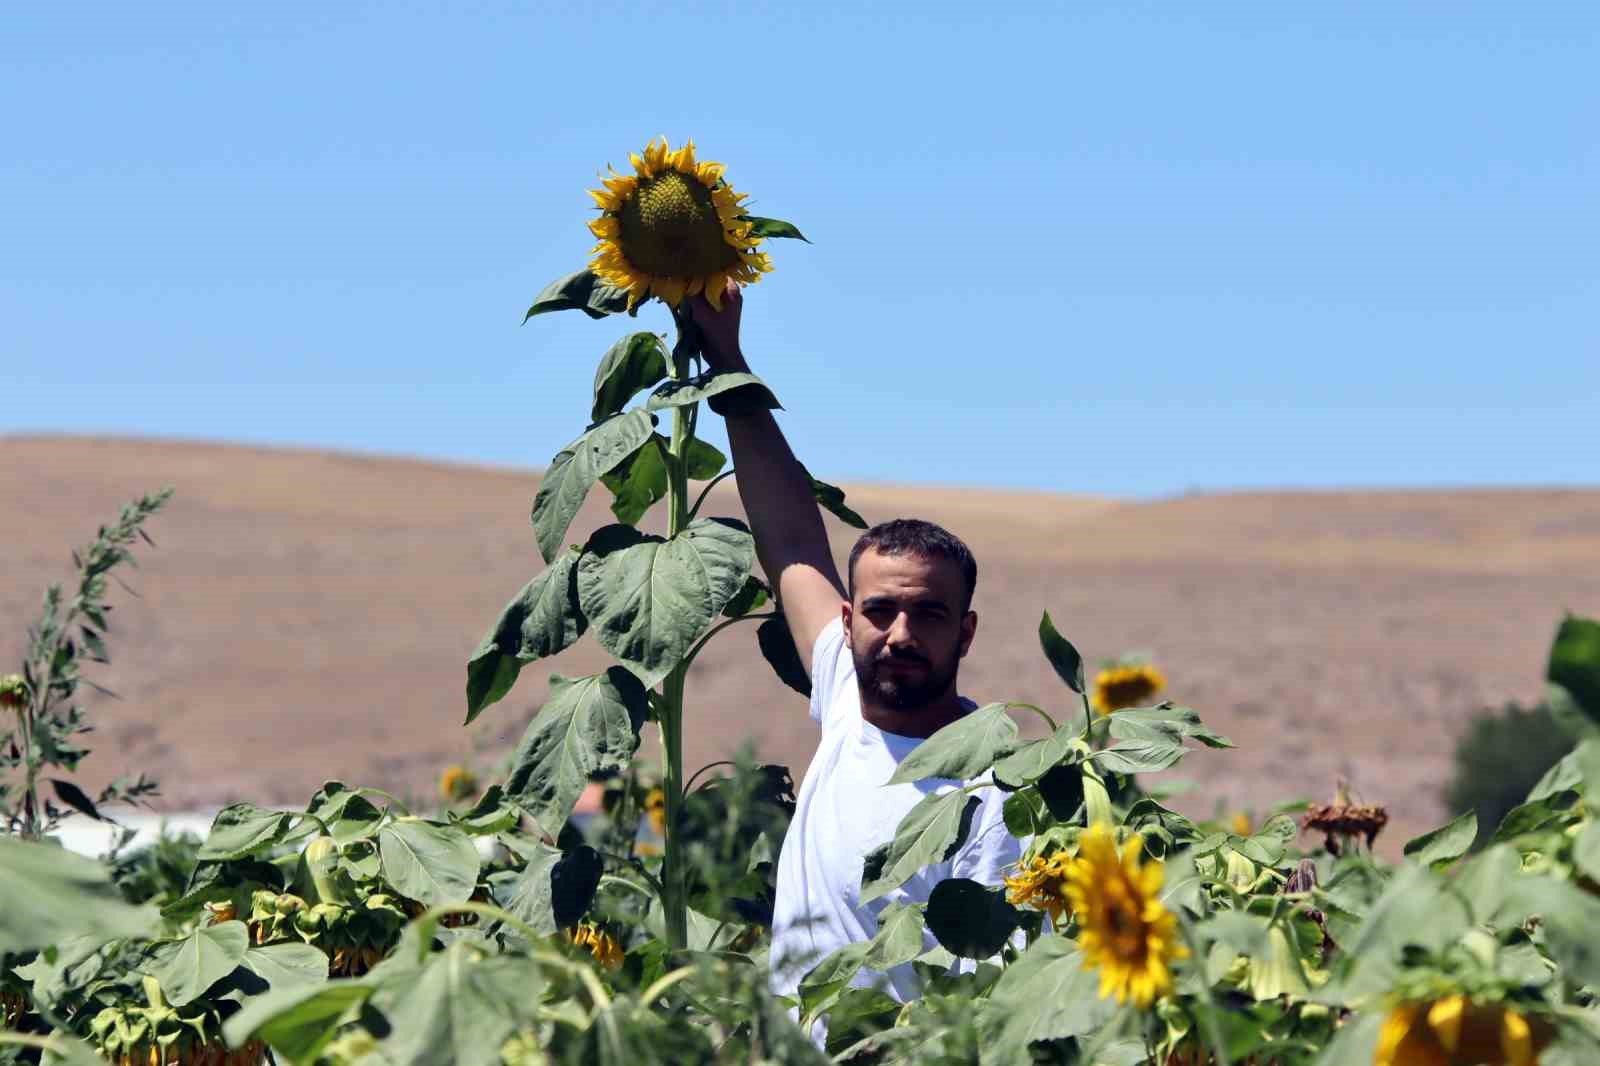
[[2, 489, 170, 838], [1442, 701, 1574, 848]]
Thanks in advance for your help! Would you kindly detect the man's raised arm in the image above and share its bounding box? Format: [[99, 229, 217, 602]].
[[690, 285, 845, 670]]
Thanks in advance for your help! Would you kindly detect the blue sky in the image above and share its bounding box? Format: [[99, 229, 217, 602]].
[[5, 3, 1595, 496]]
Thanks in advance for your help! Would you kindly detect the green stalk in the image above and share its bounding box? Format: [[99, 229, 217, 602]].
[[658, 328, 696, 950], [18, 691, 41, 840]]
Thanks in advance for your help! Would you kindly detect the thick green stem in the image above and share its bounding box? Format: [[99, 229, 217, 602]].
[[18, 693, 41, 840], [658, 329, 696, 950]]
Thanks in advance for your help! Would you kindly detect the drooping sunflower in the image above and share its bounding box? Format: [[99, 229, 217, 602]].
[[1063, 823, 1187, 1008], [1003, 850, 1074, 924], [588, 137, 773, 310], [1090, 661, 1167, 715], [1375, 996, 1544, 1066], [439, 764, 479, 803], [643, 786, 667, 835], [565, 921, 625, 970]]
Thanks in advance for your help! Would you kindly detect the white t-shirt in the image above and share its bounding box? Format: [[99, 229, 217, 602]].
[[769, 618, 1020, 1012]]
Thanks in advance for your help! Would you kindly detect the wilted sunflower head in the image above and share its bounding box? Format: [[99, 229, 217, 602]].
[[439, 765, 479, 803], [1003, 850, 1073, 924], [565, 921, 625, 970], [1375, 996, 1545, 1066], [1064, 823, 1187, 1008], [643, 786, 667, 835], [587, 136, 772, 310], [0, 674, 27, 713], [1090, 661, 1166, 715]]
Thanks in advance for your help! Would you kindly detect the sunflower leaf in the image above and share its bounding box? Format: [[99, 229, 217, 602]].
[[1549, 613, 1600, 725], [925, 879, 1021, 960], [576, 519, 754, 686], [978, 937, 1117, 1065], [465, 549, 587, 723], [524, 269, 635, 322], [860, 790, 981, 904], [758, 616, 811, 697], [810, 476, 868, 529], [591, 332, 669, 421], [502, 669, 650, 835], [742, 216, 811, 243], [531, 409, 655, 564], [646, 370, 780, 413], [887, 703, 1019, 785], [1037, 612, 1085, 693]]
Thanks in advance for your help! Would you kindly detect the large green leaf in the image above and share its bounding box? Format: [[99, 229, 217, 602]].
[[1106, 704, 1232, 748], [993, 726, 1077, 789], [0, 836, 160, 953], [223, 981, 374, 1063], [798, 940, 870, 1023], [1090, 738, 1186, 775], [368, 947, 545, 1066], [591, 332, 668, 422], [496, 841, 603, 935], [759, 616, 811, 696], [600, 435, 726, 525], [646, 370, 779, 413], [502, 669, 649, 833], [863, 901, 928, 971], [925, 879, 1021, 960], [888, 703, 1018, 785], [741, 215, 811, 242], [465, 549, 587, 723], [147, 920, 250, 1007], [576, 519, 754, 685], [1549, 614, 1600, 723], [860, 789, 980, 904], [378, 819, 481, 906], [1491, 790, 1579, 842], [1402, 811, 1478, 870], [531, 409, 655, 564], [810, 477, 868, 529], [237, 942, 330, 995], [199, 802, 295, 860], [523, 268, 634, 322], [979, 937, 1116, 1065], [1037, 612, 1084, 693]]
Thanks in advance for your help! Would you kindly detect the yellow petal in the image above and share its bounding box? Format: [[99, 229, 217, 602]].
[[588, 189, 618, 211], [1501, 1009, 1534, 1066], [628, 152, 647, 176], [587, 216, 620, 239], [697, 162, 725, 187], [1426, 996, 1464, 1052]]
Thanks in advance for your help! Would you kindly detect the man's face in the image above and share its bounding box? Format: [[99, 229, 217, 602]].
[[844, 549, 977, 712]]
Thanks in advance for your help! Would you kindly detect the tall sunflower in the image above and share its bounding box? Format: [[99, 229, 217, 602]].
[[587, 137, 773, 310], [1375, 997, 1543, 1066], [1064, 823, 1187, 1008], [1090, 661, 1166, 715]]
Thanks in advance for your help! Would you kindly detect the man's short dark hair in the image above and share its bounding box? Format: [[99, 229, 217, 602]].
[[846, 518, 978, 610]]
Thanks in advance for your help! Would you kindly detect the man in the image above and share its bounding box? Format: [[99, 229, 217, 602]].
[[690, 286, 1020, 1025]]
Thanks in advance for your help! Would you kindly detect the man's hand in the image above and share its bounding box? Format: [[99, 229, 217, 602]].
[[689, 280, 747, 373]]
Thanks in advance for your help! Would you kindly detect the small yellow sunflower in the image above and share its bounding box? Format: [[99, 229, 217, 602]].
[[1375, 996, 1544, 1066], [1090, 662, 1167, 715], [1003, 851, 1074, 924], [643, 786, 666, 835], [1064, 823, 1187, 1008], [565, 921, 625, 970], [1230, 811, 1253, 836], [439, 765, 479, 803], [587, 136, 773, 310]]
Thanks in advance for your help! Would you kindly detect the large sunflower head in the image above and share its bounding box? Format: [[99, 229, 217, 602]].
[[1090, 661, 1167, 715], [587, 137, 773, 310], [1064, 823, 1187, 1008], [1004, 850, 1074, 924], [1375, 996, 1545, 1066]]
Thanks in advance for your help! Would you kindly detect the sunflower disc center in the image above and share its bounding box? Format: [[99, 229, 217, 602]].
[[618, 172, 742, 278]]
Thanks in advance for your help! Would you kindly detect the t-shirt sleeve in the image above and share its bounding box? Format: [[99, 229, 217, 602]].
[[807, 618, 855, 730]]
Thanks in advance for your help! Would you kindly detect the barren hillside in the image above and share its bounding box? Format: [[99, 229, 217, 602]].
[[5, 434, 1598, 849]]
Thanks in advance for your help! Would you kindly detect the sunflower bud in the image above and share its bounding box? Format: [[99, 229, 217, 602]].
[[0, 674, 27, 713]]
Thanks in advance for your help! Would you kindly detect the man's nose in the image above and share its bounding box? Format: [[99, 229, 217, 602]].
[[885, 612, 916, 648]]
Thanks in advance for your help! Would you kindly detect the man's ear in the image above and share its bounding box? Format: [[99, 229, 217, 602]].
[[958, 611, 977, 658], [841, 599, 853, 634]]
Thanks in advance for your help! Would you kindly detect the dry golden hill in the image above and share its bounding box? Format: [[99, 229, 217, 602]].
[[4, 434, 1598, 848]]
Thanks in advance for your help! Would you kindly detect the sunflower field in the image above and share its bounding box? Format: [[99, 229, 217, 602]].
[[7, 139, 1600, 1066]]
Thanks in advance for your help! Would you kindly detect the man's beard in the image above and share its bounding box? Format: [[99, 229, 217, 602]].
[[855, 646, 959, 712]]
